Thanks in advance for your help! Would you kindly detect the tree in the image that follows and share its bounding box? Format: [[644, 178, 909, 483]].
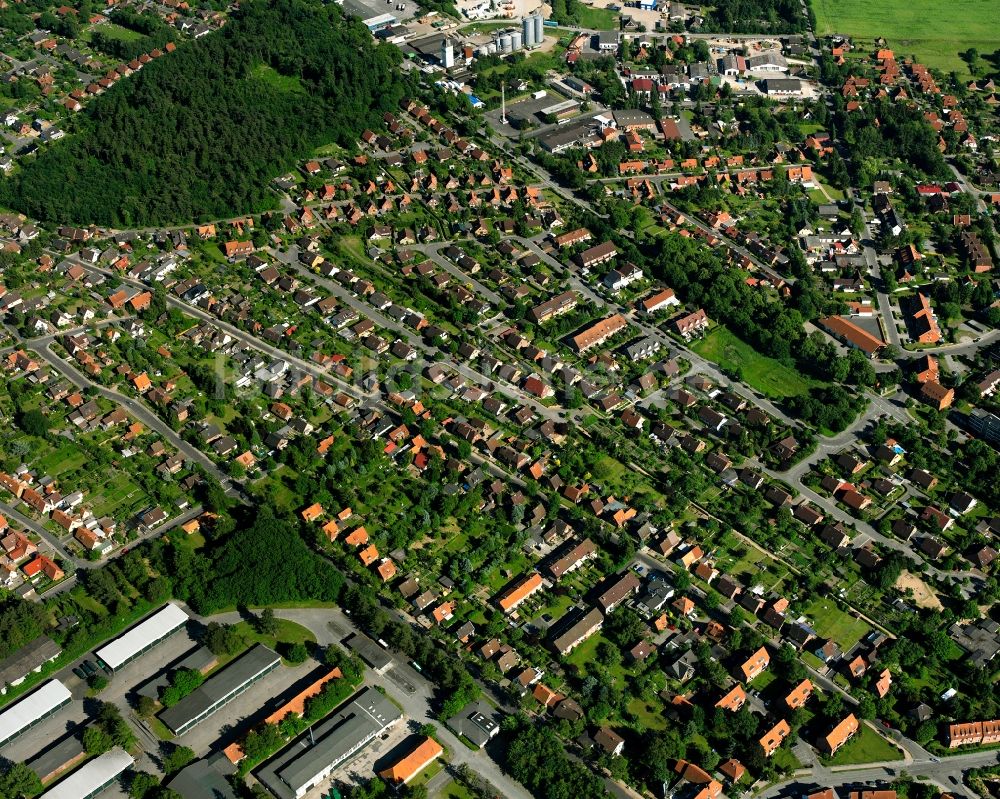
[[204, 622, 243, 656], [284, 642, 309, 664], [162, 744, 195, 774], [128, 772, 161, 799], [16, 409, 49, 437], [0, 762, 43, 799], [137, 695, 157, 718], [257, 607, 279, 636], [83, 725, 114, 755]]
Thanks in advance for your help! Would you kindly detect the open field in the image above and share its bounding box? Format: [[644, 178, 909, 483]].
[[895, 570, 943, 610], [812, 0, 1000, 76], [692, 326, 820, 398], [825, 724, 903, 765], [803, 596, 871, 650]]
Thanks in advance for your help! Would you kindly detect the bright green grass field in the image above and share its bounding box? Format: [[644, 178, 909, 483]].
[[825, 724, 903, 765], [691, 326, 820, 399], [812, 0, 1000, 75]]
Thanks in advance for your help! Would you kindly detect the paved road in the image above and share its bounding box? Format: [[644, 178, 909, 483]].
[[756, 747, 1000, 799], [37, 341, 236, 493]]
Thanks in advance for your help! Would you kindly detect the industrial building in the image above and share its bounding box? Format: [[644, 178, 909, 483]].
[[257, 686, 402, 799], [94, 602, 189, 673], [38, 748, 133, 799], [0, 679, 72, 749], [0, 635, 61, 694], [159, 645, 281, 735], [166, 754, 240, 799]]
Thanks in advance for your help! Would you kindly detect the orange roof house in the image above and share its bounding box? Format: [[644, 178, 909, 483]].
[[824, 713, 860, 754], [234, 451, 256, 470], [321, 520, 340, 541], [132, 373, 152, 392], [22, 555, 63, 582], [533, 682, 563, 708], [432, 601, 455, 624], [301, 503, 323, 523], [379, 737, 443, 785], [496, 572, 545, 614], [759, 719, 791, 757], [673, 596, 696, 616], [358, 544, 379, 566], [740, 647, 770, 681], [345, 526, 369, 546], [875, 668, 892, 698], [715, 684, 747, 712], [181, 519, 200, 535], [719, 758, 746, 782], [785, 678, 813, 709], [376, 559, 397, 582]]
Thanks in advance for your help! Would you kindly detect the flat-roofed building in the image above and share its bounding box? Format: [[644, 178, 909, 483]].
[[258, 687, 402, 799], [0, 679, 72, 749], [38, 748, 133, 799], [95, 602, 189, 672], [160, 645, 280, 735]]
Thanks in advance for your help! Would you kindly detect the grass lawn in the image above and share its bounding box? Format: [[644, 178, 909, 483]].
[[229, 618, 317, 657], [441, 780, 476, 799], [691, 326, 820, 399], [571, 5, 618, 28], [626, 697, 668, 730], [803, 596, 870, 650], [251, 63, 306, 94], [565, 633, 623, 680], [772, 746, 802, 772], [812, 0, 1000, 76], [84, 22, 145, 43], [825, 725, 903, 765]]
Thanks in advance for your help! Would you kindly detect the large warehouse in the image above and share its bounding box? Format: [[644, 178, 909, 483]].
[[38, 748, 133, 799], [0, 679, 72, 749], [94, 602, 189, 673], [258, 686, 402, 799], [159, 645, 281, 735]]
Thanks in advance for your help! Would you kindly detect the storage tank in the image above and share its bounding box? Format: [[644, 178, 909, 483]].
[[522, 16, 534, 46], [510, 30, 522, 50], [533, 13, 544, 45], [499, 33, 512, 52]]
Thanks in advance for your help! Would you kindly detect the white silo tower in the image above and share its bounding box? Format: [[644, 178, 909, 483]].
[[440, 38, 455, 68]]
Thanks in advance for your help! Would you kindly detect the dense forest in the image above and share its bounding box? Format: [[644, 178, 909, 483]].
[[700, 0, 811, 34], [1, 0, 409, 226]]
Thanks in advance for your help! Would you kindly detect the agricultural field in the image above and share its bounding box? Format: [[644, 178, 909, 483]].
[[692, 326, 821, 399], [812, 0, 1000, 75]]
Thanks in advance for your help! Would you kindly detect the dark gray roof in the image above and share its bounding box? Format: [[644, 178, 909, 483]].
[[0, 636, 60, 688], [258, 687, 401, 797], [159, 645, 280, 733]]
